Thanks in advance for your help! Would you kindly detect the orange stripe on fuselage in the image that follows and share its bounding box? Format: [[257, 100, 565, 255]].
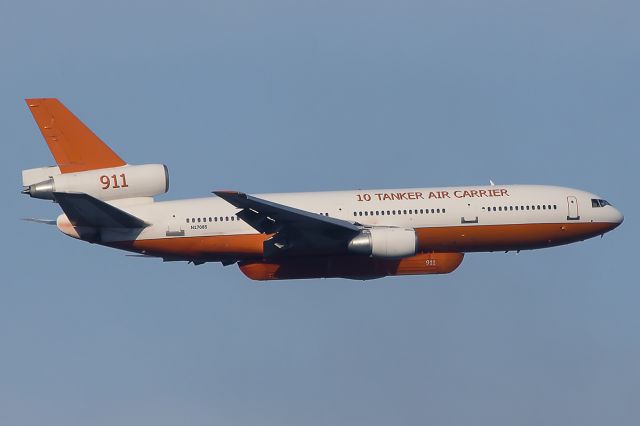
[[417, 221, 618, 252], [108, 233, 270, 260], [105, 222, 618, 261]]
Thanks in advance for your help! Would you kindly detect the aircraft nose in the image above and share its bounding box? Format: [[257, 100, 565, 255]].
[[611, 207, 624, 226]]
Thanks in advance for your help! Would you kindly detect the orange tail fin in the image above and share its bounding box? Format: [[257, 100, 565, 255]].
[[25, 98, 126, 173]]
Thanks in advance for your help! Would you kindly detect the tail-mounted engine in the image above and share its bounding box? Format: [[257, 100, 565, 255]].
[[22, 164, 169, 201]]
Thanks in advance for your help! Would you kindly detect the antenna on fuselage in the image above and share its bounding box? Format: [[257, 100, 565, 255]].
[[489, 180, 495, 186]]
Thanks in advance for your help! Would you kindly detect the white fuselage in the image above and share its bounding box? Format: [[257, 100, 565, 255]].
[[100, 184, 622, 252]]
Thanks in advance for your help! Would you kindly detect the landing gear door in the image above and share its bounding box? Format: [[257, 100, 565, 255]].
[[567, 196, 580, 221]]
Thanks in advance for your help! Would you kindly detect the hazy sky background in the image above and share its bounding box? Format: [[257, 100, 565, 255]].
[[1, 1, 639, 424]]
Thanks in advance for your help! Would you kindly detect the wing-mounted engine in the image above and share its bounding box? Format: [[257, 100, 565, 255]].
[[22, 164, 169, 201], [348, 227, 417, 258]]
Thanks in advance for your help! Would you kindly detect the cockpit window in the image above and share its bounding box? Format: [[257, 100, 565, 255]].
[[591, 199, 611, 208]]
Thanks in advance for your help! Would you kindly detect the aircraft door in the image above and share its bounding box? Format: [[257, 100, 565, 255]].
[[461, 201, 480, 224], [567, 196, 580, 221], [166, 214, 185, 236]]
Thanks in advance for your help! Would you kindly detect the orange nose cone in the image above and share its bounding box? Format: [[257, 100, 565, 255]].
[[239, 262, 280, 281]]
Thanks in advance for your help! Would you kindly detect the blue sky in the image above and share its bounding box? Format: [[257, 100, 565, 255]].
[[1, 0, 639, 424]]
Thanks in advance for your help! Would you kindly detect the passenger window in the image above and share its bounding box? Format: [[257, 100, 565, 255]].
[[437, 208, 440, 213], [403, 210, 407, 214], [186, 218, 190, 223], [499, 207, 502, 211], [543, 205, 546, 210], [509, 206, 513, 211], [431, 209, 435, 213], [442, 208, 446, 213]]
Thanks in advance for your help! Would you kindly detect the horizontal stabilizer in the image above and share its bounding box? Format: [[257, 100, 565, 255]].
[[21, 218, 57, 225], [53, 192, 149, 228]]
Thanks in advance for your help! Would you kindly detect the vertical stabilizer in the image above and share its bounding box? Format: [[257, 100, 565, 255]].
[[25, 98, 126, 173]]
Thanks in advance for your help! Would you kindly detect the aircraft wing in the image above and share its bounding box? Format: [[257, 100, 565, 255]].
[[214, 190, 360, 234], [54, 192, 150, 228], [214, 190, 361, 256]]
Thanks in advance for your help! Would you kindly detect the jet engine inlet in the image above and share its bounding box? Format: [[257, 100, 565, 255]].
[[348, 227, 417, 258]]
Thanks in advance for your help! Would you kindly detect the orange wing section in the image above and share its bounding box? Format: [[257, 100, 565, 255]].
[[25, 98, 126, 173]]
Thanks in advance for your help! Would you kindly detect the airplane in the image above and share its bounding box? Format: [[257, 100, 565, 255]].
[[21, 98, 624, 280]]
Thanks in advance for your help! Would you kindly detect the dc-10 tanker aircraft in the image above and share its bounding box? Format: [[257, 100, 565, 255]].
[[22, 99, 624, 280]]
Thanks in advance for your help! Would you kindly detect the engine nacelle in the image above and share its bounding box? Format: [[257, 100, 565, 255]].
[[348, 227, 417, 258], [23, 164, 169, 201], [239, 252, 465, 281]]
